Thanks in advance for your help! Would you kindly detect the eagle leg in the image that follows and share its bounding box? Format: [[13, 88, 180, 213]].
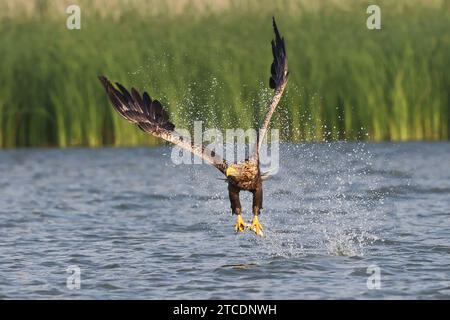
[[235, 214, 247, 233], [228, 184, 247, 232], [250, 187, 264, 236], [249, 215, 264, 237]]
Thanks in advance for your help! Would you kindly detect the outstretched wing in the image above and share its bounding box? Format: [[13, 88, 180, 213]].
[[256, 17, 289, 154], [99, 76, 228, 174]]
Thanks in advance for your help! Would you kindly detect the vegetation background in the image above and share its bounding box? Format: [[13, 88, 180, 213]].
[[0, 0, 449, 147]]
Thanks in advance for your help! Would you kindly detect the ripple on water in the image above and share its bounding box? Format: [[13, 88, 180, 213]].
[[0, 143, 449, 298]]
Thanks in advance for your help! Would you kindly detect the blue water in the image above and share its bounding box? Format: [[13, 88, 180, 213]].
[[0, 142, 449, 299]]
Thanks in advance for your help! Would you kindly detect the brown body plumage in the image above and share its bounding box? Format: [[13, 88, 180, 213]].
[[227, 160, 260, 191], [226, 159, 262, 217], [98, 17, 288, 235]]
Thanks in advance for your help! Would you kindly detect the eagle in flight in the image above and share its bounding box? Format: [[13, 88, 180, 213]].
[[99, 17, 288, 236]]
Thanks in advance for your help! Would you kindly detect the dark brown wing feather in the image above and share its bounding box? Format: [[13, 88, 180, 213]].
[[254, 17, 289, 156], [98, 76, 228, 174], [98, 76, 175, 132], [269, 17, 288, 90]]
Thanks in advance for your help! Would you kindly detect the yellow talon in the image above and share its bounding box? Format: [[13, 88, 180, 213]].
[[249, 215, 264, 236], [234, 214, 246, 232]]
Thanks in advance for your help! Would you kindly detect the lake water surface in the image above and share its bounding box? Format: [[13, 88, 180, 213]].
[[0, 142, 449, 299]]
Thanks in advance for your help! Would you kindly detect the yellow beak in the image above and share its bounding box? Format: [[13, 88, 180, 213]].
[[226, 167, 238, 177]]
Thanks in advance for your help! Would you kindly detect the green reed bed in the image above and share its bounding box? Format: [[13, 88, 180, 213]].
[[0, 1, 449, 147]]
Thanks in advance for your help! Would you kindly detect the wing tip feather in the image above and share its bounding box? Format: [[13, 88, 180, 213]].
[[99, 77, 175, 133], [269, 16, 288, 90]]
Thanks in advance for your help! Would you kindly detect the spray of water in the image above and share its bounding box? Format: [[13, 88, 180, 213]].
[[132, 58, 386, 259]]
